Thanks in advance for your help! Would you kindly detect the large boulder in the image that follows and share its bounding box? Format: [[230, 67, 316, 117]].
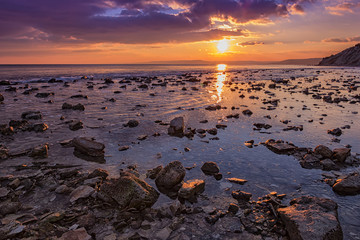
[[333, 172, 360, 195], [168, 117, 184, 137], [278, 196, 343, 240], [101, 172, 159, 210], [155, 161, 186, 191]]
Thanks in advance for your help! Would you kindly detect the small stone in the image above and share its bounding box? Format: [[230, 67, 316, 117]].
[[28, 143, 49, 159], [232, 190, 252, 202], [55, 185, 72, 194], [127, 120, 139, 128], [58, 227, 91, 240], [0, 187, 10, 198], [69, 120, 84, 131], [118, 145, 130, 151], [228, 203, 239, 214], [226, 178, 247, 185], [332, 148, 351, 162], [327, 128, 342, 136], [178, 179, 205, 200], [168, 117, 185, 137]]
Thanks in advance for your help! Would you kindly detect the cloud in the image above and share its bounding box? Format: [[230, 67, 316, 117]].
[[326, 1, 360, 16], [0, 0, 316, 45], [237, 41, 264, 47], [322, 36, 360, 43]]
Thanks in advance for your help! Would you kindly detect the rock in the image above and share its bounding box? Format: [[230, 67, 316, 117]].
[[69, 186, 95, 203], [300, 154, 322, 169], [8, 178, 21, 189], [201, 162, 220, 175], [72, 137, 105, 157], [101, 172, 159, 210], [327, 128, 342, 136], [118, 145, 130, 151], [126, 120, 139, 128], [62, 103, 85, 111], [168, 117, 184, 137], [88, 168, 108, 180], [319, 43, 360, 67], [155, 161, 186, 190], [278, 196, 343, 240], [333, 173, 360, 195], [178, 179, 205, 200], [0, 201, 21, 216], [232, 190, 252, 202], [58, 227, 91, 240], [332, 148, 351, 162], [21, 111, 42, 120], [314, 145, 333, 159], [55, 185, 72, 194], [228, 203, 239, 214], [30, 123, 49, 132], [155, 227, 172, 240], [69, 120, 83, 131], [226, 178, 247, 185], [242, 109, 253, 116], [265, 139, 297, 154], [0, 145, 9, 160], [28, 143, 49, 159], [206, 128, 218, 135], [146, 165, 163, 179], [35, 92, 54, 98], [320, 159, 339, 171], [0, 94, 4, 102], [0, 221, 25, 239], [0, 187, 10, 198]]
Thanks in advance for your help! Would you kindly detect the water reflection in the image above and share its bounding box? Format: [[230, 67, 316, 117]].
[[215, 64, 227, 103]]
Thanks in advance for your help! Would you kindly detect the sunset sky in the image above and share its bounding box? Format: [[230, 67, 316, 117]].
[[0, 0, 359, 64]]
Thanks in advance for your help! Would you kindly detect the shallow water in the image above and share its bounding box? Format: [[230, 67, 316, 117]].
[[1, 65, 360, 239]]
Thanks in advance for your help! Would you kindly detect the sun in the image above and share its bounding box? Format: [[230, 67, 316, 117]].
[[217, 39, 229, 53]]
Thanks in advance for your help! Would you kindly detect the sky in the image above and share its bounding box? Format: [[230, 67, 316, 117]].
[[0, 0, 359, 64]]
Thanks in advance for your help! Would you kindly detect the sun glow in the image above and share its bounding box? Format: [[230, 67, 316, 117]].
[[217, 39, 229, 53], [217, 64, 227, 71]]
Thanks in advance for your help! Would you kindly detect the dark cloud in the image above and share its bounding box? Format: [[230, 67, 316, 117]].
[[0, 0, 315, 44], [237, 41, 265, 46], [322, 36, 360, 43]]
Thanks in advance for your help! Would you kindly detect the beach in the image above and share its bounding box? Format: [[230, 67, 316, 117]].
[[0, 64, 360, 239]]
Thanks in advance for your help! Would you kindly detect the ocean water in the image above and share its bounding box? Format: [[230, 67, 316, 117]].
[[1, 64, 360, 239]]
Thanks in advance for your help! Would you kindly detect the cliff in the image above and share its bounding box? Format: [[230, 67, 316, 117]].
[[318, 43, 360, 66]]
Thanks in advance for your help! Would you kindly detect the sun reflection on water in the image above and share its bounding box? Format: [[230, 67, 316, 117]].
[[212, 64, 227, 103]]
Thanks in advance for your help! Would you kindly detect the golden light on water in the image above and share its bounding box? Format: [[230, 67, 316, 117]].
[[212, 64, 228, 103], [217, 64, 227, 71], [217, 39, 229, 53]]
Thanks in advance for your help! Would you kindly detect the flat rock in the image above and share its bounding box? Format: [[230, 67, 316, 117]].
[[72, 137, 105, 157], [58, 227, 91, 240], [265, 140, 297, 154], [226, 178, 247, 185], [101, 172, 159, 210], [178, 179, 205, 199], [28, 143, 49, 159], [333, 172, 360, 195], [278, 196, 343, 240], [21, 111, 42, 120], [70, 185, 95, 203]]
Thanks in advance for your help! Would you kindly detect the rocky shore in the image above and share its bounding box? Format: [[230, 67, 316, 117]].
[[1, 66, 360, 239]]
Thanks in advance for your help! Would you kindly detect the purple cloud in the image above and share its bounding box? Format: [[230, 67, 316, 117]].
[[0, 0, 315, 44], [323, 36, 360, 43]]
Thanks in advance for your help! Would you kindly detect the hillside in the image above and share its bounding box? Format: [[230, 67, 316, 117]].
[[319, 43, 360, 66]]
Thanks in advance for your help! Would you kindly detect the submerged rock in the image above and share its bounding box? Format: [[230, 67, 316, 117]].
[[278, 196, 343, 240], [101, 171, 159, 210], [265, 139, 297, 154], [333, 172, 360, 195], [21, 111, 42, 120], [69, 120, 84, 131], [327, 128, 342, 136], [168, 117, 185, 137]]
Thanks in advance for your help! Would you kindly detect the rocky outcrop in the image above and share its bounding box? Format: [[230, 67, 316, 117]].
[[101, 171, 159, 210], [278, 196, 343, 240], [333, 172, 360, 195], [318, 43, 360, 66]]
